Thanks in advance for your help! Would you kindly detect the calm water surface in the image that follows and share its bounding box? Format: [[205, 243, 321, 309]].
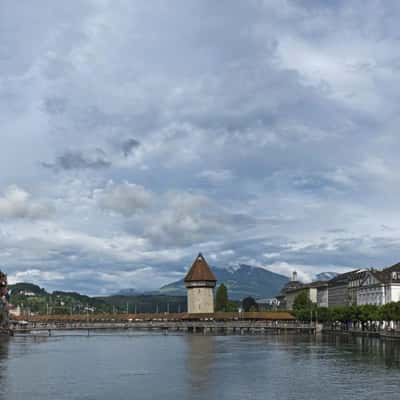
[[0, 332, 399, 400]]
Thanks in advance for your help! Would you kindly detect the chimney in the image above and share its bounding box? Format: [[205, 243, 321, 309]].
[[292, 271, 298, 281]]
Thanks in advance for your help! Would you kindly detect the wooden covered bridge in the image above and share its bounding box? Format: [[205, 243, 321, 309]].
[[10, 312, 318, 335]]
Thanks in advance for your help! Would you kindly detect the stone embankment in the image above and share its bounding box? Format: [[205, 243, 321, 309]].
[[322, 320, 400, 340]]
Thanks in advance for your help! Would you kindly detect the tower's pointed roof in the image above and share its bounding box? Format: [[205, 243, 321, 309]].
[[184, 253, 217, 282]]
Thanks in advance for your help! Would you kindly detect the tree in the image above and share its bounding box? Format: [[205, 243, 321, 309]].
[[226, 300, 238, 312], [381, 302, 400, 322], [242, 297, 258, 312], [292, 291, 313, 311], [216, 284, 229, 311], [292, 291, 315, 321], [315, 307, 330, 323]]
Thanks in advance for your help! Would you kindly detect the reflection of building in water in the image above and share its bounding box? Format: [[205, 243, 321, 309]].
[[323, 335, 400, 369], [184, 335, 215, 396], [352, 336, 400, 368], [0, 337, 10, 388]]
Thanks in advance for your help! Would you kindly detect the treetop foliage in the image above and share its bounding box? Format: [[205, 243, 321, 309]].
[[216, 283, 238, 312], [292, 298, 400, 323]]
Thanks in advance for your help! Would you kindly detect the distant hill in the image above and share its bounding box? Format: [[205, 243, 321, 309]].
[[8, 281, 187, 314], [159, 265, 289, 300], [99, 294, 187, 314], [9, 282, 47, 295], [9, 283, 112, 314], [114, 288, 138, 296]]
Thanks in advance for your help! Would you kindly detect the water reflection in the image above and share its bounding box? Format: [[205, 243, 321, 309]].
[[324, 334, 400, 368], [185, 335, 216, 398], [1, 333, 400, 400], [0, 337, 10, 398], [0, 337, 9, 363]]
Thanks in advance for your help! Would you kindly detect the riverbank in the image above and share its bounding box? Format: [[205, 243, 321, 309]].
[[323, 327, 400, 340]]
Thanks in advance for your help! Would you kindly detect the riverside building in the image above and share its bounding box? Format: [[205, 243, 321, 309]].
[[276, 271, 303, 310], [277, 264, 400, 310], [276, 272, 329, 310], [357, 263, 400, 306]]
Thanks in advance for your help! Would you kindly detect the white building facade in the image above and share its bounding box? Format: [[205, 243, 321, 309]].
[[316, 285, 329, 308], [357, 267, 400, 306]]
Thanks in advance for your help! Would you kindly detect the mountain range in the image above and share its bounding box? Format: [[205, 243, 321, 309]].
[[315, 272, 339, 281], [159, 266, 340, 300], [10, 268, 340, 304], [114, 288, 138, 296], [160, 264, 290, 300]]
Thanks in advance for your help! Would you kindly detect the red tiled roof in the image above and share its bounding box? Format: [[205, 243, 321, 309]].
[[23, 311, 295, 322], [184, 253, 217, 283]]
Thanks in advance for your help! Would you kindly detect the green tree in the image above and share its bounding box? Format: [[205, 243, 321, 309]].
[[242, 297, 258, 312], [292, 291, 313, 311], [315, 307, 330, 323], [215, 284, 229, 311], [292, 291, 316, 321], [381, 302, 400, 322], [226, 300, 238, 312]]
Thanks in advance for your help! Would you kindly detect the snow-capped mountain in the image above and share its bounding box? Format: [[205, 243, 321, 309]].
[[159, 264, 289, 300], [314, 272, 339, 281]]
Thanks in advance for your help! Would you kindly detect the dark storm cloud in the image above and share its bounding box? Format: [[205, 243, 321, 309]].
[[121, 138, 140, 157], [44, 97, 67, 115], [42, 150, 111, 171]]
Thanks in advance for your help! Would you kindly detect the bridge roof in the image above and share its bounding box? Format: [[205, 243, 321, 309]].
[[19, 311, 295, 323], [184, 253, 217, 283]]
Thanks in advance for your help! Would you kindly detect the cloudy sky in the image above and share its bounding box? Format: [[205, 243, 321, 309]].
[[1, 0, 400, 294]]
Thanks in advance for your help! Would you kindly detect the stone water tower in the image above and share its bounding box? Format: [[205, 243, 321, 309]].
[[184, 253, 217, 313]]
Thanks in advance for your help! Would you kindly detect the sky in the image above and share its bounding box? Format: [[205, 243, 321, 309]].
[[1, 0, 400, 295]]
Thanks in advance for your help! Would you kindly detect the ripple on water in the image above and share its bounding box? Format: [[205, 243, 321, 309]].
[[0, 333, 400, 400]]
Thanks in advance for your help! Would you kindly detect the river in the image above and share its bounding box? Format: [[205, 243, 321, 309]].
[[0, 332, 399, 399]]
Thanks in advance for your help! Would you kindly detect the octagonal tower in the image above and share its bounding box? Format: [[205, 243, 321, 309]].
[[184, 253, 217, 314]]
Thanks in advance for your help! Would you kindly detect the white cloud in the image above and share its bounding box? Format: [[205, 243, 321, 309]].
[[0, 186, 53, 220], [2, 1, 400, 293], [262, 261, 349, 283], [8, 269, 64, 284], [198, 169, 234, 184], [144, 192, 219, 246], [96, 182, 153, 216]]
